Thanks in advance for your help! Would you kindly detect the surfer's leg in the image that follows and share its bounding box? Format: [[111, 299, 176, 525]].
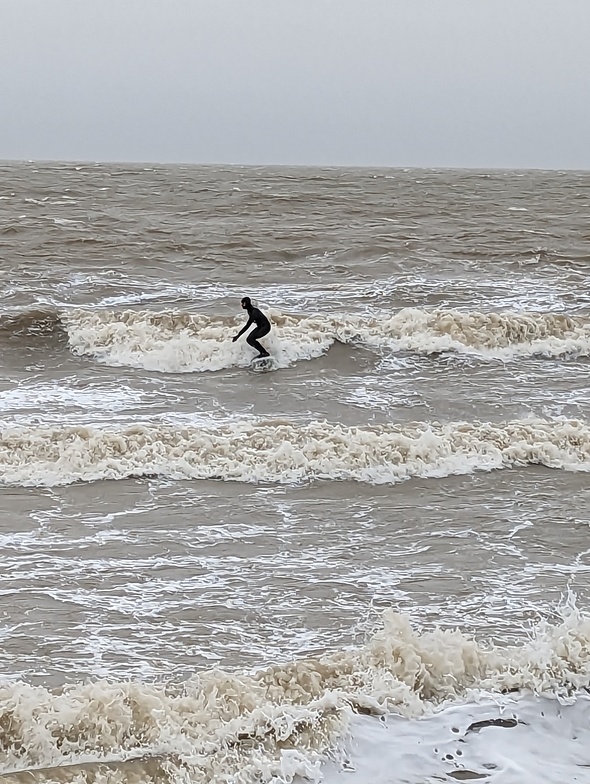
[[246, 326, 270, 357]]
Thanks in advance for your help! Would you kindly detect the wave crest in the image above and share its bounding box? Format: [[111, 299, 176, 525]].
[[60, 307, 590, 372], [1, 417, 589, 488], [0, 607, 589, 782], [0, 307, 589, 371]]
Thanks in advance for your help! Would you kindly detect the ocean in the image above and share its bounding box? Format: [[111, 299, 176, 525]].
[[0, 161, 589, 783]]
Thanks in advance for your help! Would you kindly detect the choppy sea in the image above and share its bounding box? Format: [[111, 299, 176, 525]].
[[0, 161, 590, 783]]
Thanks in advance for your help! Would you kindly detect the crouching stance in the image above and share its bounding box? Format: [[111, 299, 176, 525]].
[[232, 297, 271, 358]]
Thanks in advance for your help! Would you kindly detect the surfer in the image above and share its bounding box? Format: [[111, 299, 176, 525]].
[[232, 297, 271, 358]]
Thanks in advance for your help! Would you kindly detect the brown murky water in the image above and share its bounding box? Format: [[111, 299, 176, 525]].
[[0, 162, 589, 783]]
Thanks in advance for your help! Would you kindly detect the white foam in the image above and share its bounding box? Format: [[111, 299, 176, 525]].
[[1, 608, 590, 783], [0, 382, 155, 415], [0, 416, 589, 488], [321, 695, 590, 784], [61, 308, 331, 372], [58, 308, 590, 373], [51, 218, 83, 227]]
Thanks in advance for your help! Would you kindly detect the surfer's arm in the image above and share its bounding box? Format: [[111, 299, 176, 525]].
[[233, 316, 253, 341]]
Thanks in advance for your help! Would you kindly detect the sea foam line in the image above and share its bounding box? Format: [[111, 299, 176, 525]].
[[59, 307, 590, 372], [0, 417, 588, 487], [2, 306, 589, 372]]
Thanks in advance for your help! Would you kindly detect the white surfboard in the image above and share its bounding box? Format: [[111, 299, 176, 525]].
[[249, 356, 276, 372]]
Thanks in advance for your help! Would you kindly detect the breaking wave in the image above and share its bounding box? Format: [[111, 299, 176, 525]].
[[59, 307, 590, 372], [1, 417, 589, 488], [4, 306, 590, 371], [1, 608, 590, 783]]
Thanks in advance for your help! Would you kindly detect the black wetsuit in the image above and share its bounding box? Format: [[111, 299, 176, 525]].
[[235, 306, 271, 357]]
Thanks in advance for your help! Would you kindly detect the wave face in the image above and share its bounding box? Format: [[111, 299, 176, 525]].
[[1, 417, 589, 488], [2, 306, 586, 372], [0, 609, 589, 782], [0, 308, 62, 337]]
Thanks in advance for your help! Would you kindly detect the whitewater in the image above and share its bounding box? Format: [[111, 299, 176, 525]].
[[6, 306, 590, 373], [0, 161, 589, 783], [1, 417, 590, 488]]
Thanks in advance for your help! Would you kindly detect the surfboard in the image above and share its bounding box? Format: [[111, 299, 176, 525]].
[[249, 356, 276, 372]]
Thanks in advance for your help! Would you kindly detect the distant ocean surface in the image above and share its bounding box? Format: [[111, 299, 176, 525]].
[[0, 161, 590, 783]]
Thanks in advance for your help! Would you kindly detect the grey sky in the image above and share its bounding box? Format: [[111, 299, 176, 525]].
[[1, 0, 589, 168]]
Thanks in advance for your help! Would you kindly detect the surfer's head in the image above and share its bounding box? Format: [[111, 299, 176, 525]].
[[241, 297, 252, 310]]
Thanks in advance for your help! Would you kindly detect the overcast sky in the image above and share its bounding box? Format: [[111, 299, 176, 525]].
[[1, 0, 589, 168]]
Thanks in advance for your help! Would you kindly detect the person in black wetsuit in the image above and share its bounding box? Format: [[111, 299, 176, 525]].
[[232, 297, 271, 358]]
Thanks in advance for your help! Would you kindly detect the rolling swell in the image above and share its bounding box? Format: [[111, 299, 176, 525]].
[[0, 308, 62, 337], [0, 608, 588, 783], [1, 417, 589, 487]]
